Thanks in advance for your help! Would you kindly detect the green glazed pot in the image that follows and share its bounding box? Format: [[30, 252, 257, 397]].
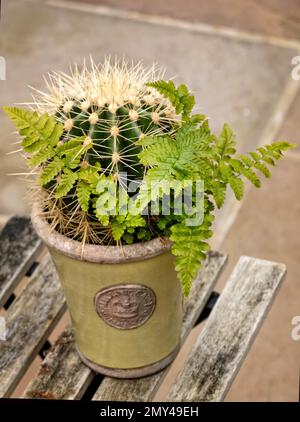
[[31, 203, 182, 378]]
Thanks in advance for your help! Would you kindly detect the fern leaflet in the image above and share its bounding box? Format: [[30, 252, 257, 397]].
[[55, 169, 78, 198]]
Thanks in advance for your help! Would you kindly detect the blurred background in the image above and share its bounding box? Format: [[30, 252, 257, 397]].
[[0, 0, 299, 401]]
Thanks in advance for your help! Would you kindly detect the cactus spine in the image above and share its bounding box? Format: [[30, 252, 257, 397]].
[[33, 59, 176, 183], [3, 59, 178, 244]]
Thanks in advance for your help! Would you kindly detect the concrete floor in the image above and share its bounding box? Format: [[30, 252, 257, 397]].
[[68, 0, 300, 40], [0, 0, 299, 401]]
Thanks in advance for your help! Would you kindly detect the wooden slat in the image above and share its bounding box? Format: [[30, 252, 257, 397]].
[[23, 327, 94, 400], [0, 254, 66, 397], [92, 251, 227, 402], [0, 217, 43, 307], [166, 256, 286, 402]]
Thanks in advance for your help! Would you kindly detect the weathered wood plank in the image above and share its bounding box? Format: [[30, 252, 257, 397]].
[[166, 256, 286, 402], [0, 254, 66, 397], [92, 251, 227, 402], [23, 327, 94, 400], [0, 217, 43, 307]]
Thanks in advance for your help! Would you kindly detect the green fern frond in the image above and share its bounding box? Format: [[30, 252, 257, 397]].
[[39, 157, 64, 186], [28, 146, 55, 167], [228, 176, 244, 200], [79, 166, 101, 191], [253, 162, 271, 178], [216, 123, 236, 160], [77, 180, 92, 212], [3, 107, 63, 154], [243, 169, 261, 187], [3, 107, 38, 130], [218, 141, 295, 197], [111, 214, 146, 241], [57, 137, 89, 169], [146, 80, 195, 121], [111, 220, 126, 241], [138, 135, 177, 167], [257, 141, 294, 161], [139, 125, 213, 180], [170, 214, 213, 296], [55, 169, 78, 198], [211, 181, 227, 208]]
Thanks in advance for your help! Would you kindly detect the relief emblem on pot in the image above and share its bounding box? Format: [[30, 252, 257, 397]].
[[94, 284, 156, 329]]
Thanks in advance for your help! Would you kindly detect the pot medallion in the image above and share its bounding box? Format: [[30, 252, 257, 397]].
[[94, 284, 156, 329]]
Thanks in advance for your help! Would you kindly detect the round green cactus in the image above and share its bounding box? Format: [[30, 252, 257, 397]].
[[3, 59, 179, 245], [56, 96, 173, 182], [36, 59, 176, 185]]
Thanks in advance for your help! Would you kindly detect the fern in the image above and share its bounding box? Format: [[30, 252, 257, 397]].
[[3, 107, 39, 130], [28, 146, 55, 167], [77, 180, 92, 212], [147, 80, 195, 121], [216, 123, 236, 160], [253, 162, 271, 178], [228, 176, 244, 200], [95, 177, 118, 225], [57, 137, 87, 157], [55, 169, 78, 198], [111, 220, 126, 241], [170, 213, 214, 296], [79, 164, 101, 189], [138, 118, 294, 294], [211, 181, 227, 208], [111, 214, 146, 241], [214, 126, 294, 203], [3, 107, 63, 155], [139, 124, 213, 181], [39, 157, 64, 186], [230, 159, 261, 187], [94, 209, 110, 227]]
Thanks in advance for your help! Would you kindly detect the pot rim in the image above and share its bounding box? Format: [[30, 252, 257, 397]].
[[31, 202, 172, 264]]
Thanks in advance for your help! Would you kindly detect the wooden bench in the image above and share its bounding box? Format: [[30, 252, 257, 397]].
[[0, 217, 286, 401]]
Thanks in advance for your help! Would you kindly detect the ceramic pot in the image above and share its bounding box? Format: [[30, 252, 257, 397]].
[[31, 203, 182, 378]]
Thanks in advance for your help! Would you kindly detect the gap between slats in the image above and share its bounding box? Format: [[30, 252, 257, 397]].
[[0, 253, 66, 397], [0, 217, 43, 308], [166, 256, 286, 402]]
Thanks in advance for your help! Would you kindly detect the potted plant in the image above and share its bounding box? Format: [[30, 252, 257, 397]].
[[3, 59, 293, 378]]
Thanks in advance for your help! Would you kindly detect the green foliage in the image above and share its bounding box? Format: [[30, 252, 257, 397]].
[[138, 124, 213, 181], [111, 214, 146, 241], [170, 212, 213, 296], [3, 107, 63, 154], [211, 125, 294, 206], [28, 146, 56, 167], [139, 121, 294, 294], [56, 137, 90, 169], [79, 164, 102, 188], [55, 169, 78, 198], [4, 77, 295, 297], [215, 123, 236, 159], [228, 177, 244, 200], [39, 157, 64, 186], [147, 80, 195, 121], [211, 182, 227, 208], [77, 180, 92, 212]]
